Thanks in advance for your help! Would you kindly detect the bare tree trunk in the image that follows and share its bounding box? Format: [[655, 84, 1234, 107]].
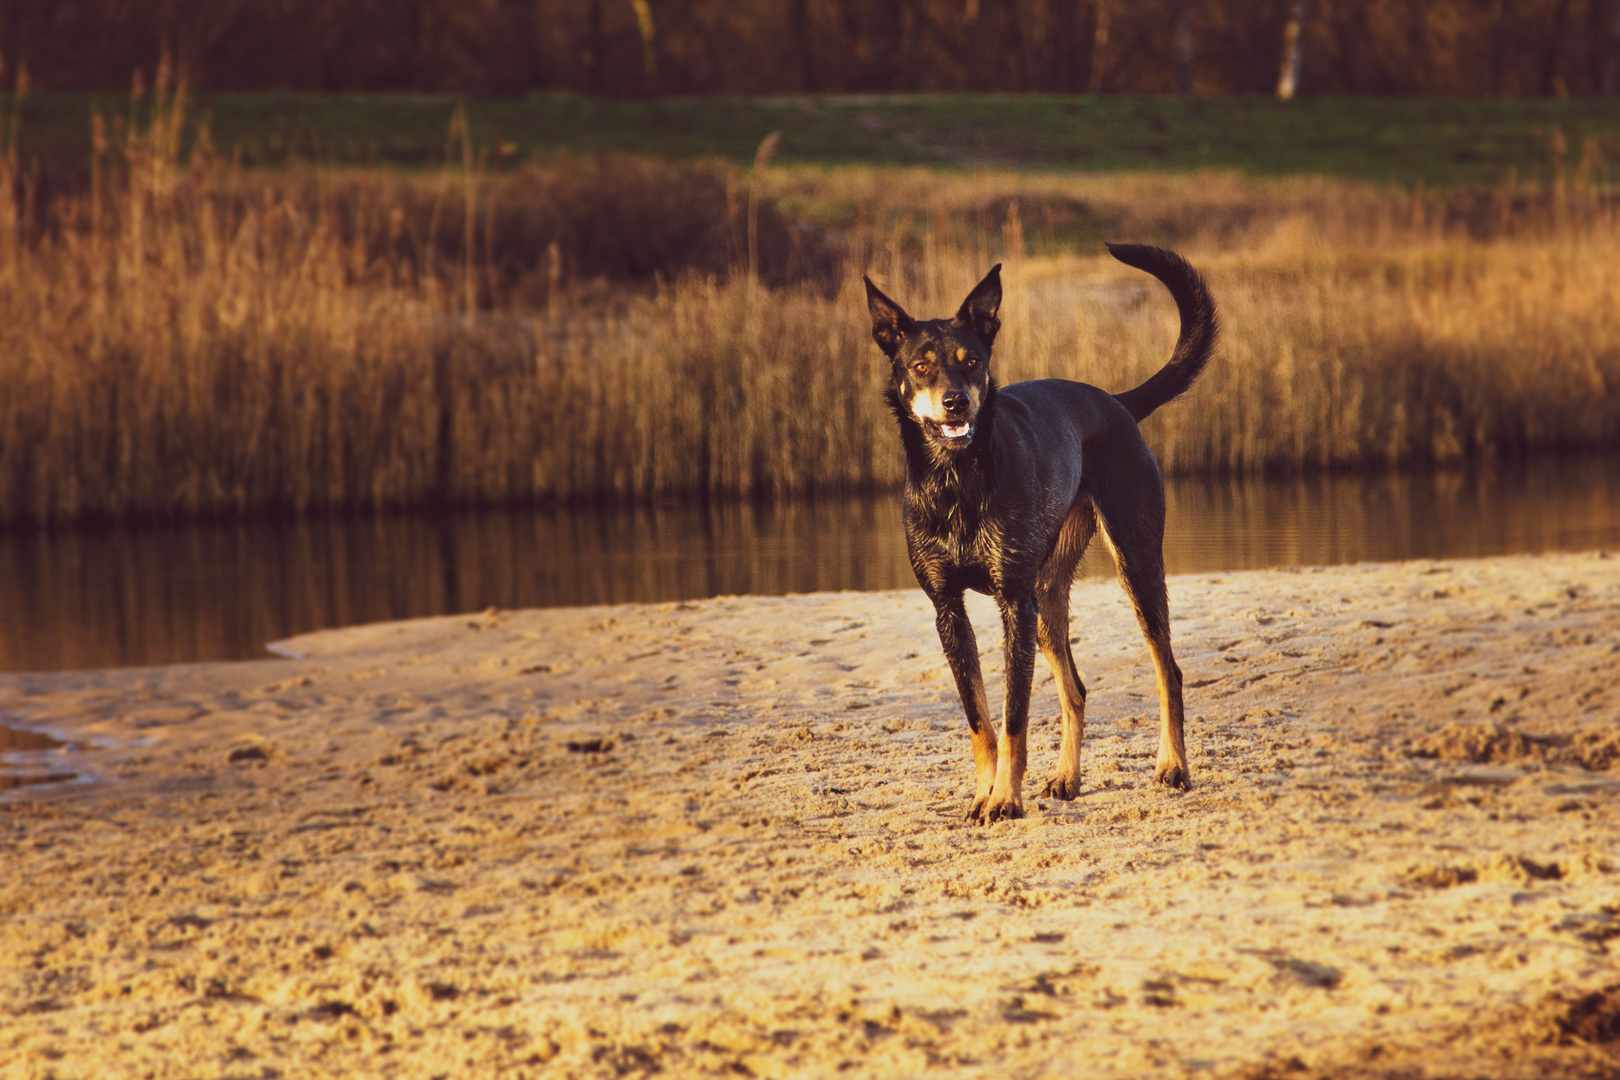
[[413, 0, 434, 90], [1406, 1, 1431, 94], [1175, 0, 1195, 94], [1056, 0, 1080, 90], [1030, 0, 1052, 90], [1088, 0, 1109, 93], [1540, 0, 1573, 95], [1004, 0, 1024, 90], [1491, 0, 1509, 97], [789, 0, 818, 91], [522, 0, 549, 90], [627, 0, 657, 92], [1275, 0, 1308, 100], [583, 0, 605, 94], [1606, 0, 1620, 95], [863, 0, 898, 88]]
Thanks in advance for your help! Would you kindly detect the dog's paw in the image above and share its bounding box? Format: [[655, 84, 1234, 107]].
[[1041, 773, 1082, 800], [976, 791, 1025, 824], [985, 800, 1026, 823], [966, 795, 991, 823], [1154, 762, 1191, 791]]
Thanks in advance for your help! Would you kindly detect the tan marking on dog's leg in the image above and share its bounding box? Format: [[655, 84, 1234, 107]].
[[1035, 505, 1094, 800], [1098, 519, 1189, 790], [966, 671, 998, 818], [1039, 639, 1085, 798], [987, 722, 1027, 821], [1146, 630, 1188, 789], [985, 596, 1035, 822]]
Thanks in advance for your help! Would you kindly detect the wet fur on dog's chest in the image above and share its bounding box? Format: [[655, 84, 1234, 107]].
[[903, 486, 1000, 595], [899, 427, 1065, 599]]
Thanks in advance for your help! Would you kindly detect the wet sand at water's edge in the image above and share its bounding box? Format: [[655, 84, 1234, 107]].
[[2, 553, 1618, 1078]]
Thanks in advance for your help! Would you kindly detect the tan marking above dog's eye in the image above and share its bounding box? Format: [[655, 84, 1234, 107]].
[[956, 348, 967, 362]]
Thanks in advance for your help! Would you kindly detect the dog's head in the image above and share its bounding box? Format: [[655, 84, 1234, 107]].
[[864, 265, 1002, 450]]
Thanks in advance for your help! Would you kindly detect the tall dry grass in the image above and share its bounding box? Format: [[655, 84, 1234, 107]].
[[1, 94, 1618, 524]]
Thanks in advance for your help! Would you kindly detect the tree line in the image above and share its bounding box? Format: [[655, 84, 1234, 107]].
[[3, 0, 1616, 99]]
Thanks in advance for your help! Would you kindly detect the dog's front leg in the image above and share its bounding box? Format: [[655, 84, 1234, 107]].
[[934, 594, 998, 820], [983, 595, 1037, 822]]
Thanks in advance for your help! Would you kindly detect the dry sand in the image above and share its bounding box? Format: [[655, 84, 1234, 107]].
[[2, 552, 1618, 1079]]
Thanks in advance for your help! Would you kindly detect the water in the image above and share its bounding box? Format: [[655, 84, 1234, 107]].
[[2, 457, 1618, 674], [0, 722, 75, 791]]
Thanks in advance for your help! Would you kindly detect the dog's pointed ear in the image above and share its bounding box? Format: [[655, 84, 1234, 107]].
[[865, 276, 915, 359], [954, 263, 1002, 347]]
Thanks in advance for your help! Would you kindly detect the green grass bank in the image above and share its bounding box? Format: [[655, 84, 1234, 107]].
[[8, 91, 1620, 185]]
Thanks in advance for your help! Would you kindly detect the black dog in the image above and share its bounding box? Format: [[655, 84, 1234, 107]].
[[864, 244, 1219, 822]]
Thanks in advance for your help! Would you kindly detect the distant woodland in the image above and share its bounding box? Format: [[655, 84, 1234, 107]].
[[3, 0, 1618, 99]]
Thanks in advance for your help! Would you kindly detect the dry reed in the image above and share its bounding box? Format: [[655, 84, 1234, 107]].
[[1, 95, 1618, 525]]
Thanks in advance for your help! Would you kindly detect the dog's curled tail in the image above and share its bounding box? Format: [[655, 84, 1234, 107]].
[[1105, 243, 1220, 423]]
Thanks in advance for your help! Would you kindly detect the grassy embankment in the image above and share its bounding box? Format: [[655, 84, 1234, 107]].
[[1, 89, 1619, 524], [11, 90, 1620, 183]]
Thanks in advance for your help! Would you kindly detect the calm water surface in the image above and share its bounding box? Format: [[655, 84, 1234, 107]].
[[3, 457, 1619, 673]]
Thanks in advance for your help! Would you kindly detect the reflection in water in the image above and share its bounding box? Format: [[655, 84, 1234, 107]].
[[0, 724, 63, 753], [2, 457, 1617, 672], [0, 722, 74, 791], [1166, 461, 1620, 571]]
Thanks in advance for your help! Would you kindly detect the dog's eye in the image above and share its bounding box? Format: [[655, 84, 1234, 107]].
[[912, 362, 930, 376], [964, 355, 978, 367]]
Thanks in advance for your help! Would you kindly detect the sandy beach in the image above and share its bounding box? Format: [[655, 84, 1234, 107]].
[[2, 552, 1618, 1079]]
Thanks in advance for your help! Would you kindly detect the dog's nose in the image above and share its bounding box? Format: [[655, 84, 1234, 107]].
[[942, 390, 968, 415]]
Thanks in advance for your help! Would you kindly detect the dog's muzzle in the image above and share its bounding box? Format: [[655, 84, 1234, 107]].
[[933, 390, 974, 442]]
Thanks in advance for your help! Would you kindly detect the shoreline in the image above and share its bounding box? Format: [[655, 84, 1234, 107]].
[[2, 552, 1618, 1077]]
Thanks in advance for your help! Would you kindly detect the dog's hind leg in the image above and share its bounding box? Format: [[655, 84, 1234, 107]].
[[934, 593, 1000, 819], [1037, 501, 1097, 800], [1093, 471, 1190, 791], [1126, 563, 1189, 790]]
